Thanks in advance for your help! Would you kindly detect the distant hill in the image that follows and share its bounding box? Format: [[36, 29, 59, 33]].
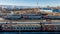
[[0, 5, 36, 9]]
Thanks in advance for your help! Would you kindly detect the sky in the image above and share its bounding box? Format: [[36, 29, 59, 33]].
[[0, 0, 60, 6]]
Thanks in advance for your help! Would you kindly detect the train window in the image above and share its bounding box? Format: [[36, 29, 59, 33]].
[[17, 27, 19, 29], [28, 27, 31, 30], [19, 27, 21, 30], [24, 27, 26, 29], [26, 27, 27, 29], [57, 26, 60, 30], [24, 27, 26, 30], [55, 27, 58, 30], [26, 27, 28, 30], [37, 27, 39, 29], [34, 27, 36, 29], [31, 27, 33, 30], [29, 27, 31, 29], [7, 27, 10, 29], [23, 27, 25, 30], [20, 27, 22, 30], [13, 27, 16, 29], [11, 15, 20, 16], [22, 27, 25, 30], [10, 27, 13, 29], [34, 27, 37, 29]]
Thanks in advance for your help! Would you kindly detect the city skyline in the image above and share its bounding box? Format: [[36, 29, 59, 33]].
[[0, 0, 60, 7]]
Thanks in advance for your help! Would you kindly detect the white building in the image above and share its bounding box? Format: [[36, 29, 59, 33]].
[[40, 10, 52, 12]]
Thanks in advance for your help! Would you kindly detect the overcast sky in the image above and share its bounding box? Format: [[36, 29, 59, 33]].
[[0, 0, 60, 6]]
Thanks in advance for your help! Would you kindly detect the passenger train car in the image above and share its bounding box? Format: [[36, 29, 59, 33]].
[[22, 14, 42, 20], [1, 22, 60, 32], [2, 14, 22, 20], [1, 23, 41, 31], [43, 16, 60, 20], [2, 14, 43, 20], [42, 24, 60, 31]]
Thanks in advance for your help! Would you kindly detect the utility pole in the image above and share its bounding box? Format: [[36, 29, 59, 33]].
[[36, 0, 40, 13], [36, 0, 43, 31], [36, 0, 39, 8], [36, 0, 42, 21]]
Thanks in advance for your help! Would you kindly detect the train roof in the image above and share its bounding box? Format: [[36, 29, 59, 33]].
[[0, 22, 40, 24], [22, 14, 42, 16], [46, 16, 60, 18], [42, 22, 60, 24]]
